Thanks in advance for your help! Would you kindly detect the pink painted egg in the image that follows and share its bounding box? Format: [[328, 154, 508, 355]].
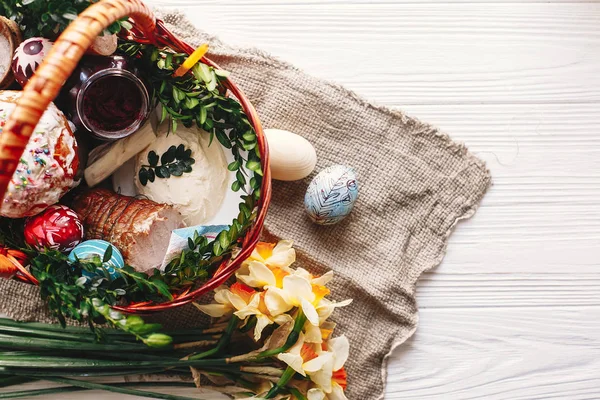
[[24, 205, 84, 253], [11, 37, 53, 87]]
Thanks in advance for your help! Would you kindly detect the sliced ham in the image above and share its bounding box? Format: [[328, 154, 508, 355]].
[[73, 188, 184, 273]]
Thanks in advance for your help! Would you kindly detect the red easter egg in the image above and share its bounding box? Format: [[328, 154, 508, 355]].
[[24, 205, 84, 253]]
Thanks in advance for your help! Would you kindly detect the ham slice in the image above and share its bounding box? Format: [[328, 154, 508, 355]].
[[72, 188, 184, 273]]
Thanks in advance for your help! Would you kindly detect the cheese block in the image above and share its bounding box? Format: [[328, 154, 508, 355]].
[[84, 121, 155, 187]]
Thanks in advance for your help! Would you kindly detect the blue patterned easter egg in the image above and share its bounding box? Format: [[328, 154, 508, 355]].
[[304, 165, 359, 225], [68, 240, 125, 280]]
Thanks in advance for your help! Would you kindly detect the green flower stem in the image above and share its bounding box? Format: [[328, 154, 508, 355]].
[[264, 366, 296, 399], [239, 316, 257, 333], [3, 368, 171, 378], [0, 355, 229, 370], [0, 381, 197, 399], [289, 387, 308, 400], [92, 301, 173, 348], [0, 334, 161, 353], [0, 324, 125, 344], [0, 375, 35, 388], [0, 318, 216, 345], [188, 316, 239, 360], [43, 377, 204, 400], [257, 311, 307, 359]]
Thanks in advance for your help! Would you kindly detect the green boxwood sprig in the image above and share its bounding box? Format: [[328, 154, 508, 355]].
[[29, 249, 172, 346], [138, 145, 195, 186], [0, 0, 129, 39]]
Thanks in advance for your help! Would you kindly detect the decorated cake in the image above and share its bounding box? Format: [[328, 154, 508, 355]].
[[0, 91, 79, 218]]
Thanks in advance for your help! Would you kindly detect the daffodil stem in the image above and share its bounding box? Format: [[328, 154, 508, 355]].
[[43, 377, 202, 400], [257, 311, 307, 359], [289, 387, 308, 400], [264, 366, 296, 399], [188, 316, 239, 360]]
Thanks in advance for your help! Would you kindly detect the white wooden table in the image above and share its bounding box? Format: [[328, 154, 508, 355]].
[[6, 1, 600, 399], [145, 2, 600, 399]]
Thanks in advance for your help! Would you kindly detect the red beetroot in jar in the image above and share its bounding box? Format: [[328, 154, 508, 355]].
[[61, 56, 150, 141], [82, 74, 144, 133]]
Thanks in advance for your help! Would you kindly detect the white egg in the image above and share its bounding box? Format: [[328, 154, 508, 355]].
[[305, 165, 359, 225], [265, 129, 317, 181]]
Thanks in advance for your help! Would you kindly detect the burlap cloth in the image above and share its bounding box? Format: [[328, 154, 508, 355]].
[[0, 10, 491, 400]]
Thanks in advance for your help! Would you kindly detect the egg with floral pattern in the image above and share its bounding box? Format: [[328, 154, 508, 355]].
[[11, 37, 53, 86], [304, 165, 359, 225], [24, 205, 84, 252]]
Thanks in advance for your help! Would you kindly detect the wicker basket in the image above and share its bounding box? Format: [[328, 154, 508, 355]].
[[0, 0, 271, 313]]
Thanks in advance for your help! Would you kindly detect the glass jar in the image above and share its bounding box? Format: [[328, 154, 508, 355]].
[[61, 55, 151, 141]]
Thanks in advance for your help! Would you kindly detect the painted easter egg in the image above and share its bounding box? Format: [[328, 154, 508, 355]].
[[11, 37, 53, 86], [304, 165, 359, 225], [265, 129, 317, 181], [68, 240, 124, 280], [24, 205, 84, 253]]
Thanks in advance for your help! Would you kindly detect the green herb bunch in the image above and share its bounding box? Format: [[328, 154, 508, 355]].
[[29, 248, 172, 347], [0, 0, 128, 39], [139, 144, 195, 186]]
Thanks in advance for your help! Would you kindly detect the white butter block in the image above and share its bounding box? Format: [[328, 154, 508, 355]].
[[84, 121, 155, 187]]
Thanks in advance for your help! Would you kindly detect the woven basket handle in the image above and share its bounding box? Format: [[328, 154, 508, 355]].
[[0, 0, 156, 203]]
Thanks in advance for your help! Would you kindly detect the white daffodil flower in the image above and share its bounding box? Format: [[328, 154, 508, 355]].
[[304, 320, 336, 344], [264, 274, 321, 326], [316, 298, 353, 325], [328, 336, 350, 372], [264, 286, 294, 317], [304, 352, 335, 392], [236, 261, 278, 289], [277, 333, 307, 376], [294, 268, 334, 287], [234, 292, 274, 341], [304, 336, 350, 395], [307, 388, 327, 400], [307, 383, 349, 400], [244, 240, 296, 271], [193, 285, 251, 318]]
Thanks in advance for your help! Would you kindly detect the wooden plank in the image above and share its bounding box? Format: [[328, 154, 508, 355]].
[[147, 2, 600, 105], [398, 103, 600, 277], [151, 1, 600, 6], [386, 307, 600, 399]]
